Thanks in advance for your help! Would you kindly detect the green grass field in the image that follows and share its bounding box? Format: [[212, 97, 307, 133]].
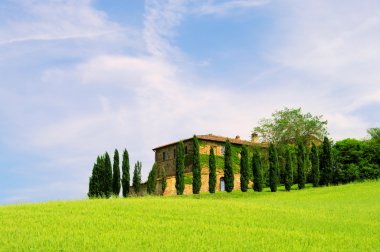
[[1, 182, 379, 251]]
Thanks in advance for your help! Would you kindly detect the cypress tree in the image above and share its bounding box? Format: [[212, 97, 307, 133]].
[[320, 137, 333, 186], [112, 149, 121, 196], [147, 163, 158, 195], [104, 152, 113, 198], [240, 145, 249, 192], [96, 155, 104, 197], [269, 143, 279, 192], [224, 139, 234, 192], [88, 161, 100, 198], [192, 135, 201, 194], [161, 167, 167, 195], [310, 143, 320, 187], [175, 141, 185, 195], [209, 147, 216, 193], [284, 147, 293, 191], [121, 149, 130, 197], [132, 161, 142, 194], [252, 149, 263, 192], [297, 142, 306, 190]]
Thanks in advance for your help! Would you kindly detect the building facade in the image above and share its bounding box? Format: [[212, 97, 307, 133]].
[[152, 133, 261, 195]]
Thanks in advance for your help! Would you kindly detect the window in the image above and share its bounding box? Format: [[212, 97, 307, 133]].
[[221, 146, 225, 156], [185, 146, 188, 155], [174, 148, 176, 158], [163, 151, 167, 161]]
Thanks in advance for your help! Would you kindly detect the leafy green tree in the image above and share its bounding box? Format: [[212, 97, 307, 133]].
[[333, 138, 380, 183], [240, 145, 249, 192], [224, 139, 234, 192], [104, 152, 113, 198], [121, 149, 130, 197], [297, 142, 306, 189], [253, 107, 327, 145], [161, 167, 167, 195], [208, 147, 216, 193], [367, 128, 380, 142], [147, 163, 158, 195], [269, 144, 279, 192], [175, 141, 185, 195], [192, 135, 201, 194], [252, 149, 263, 192], [112, 149, 121, 196], [284, 147, 293, 191], [132, 161, 142, 194], [310, 143, 320, 187], [320, 137, 333, 186]]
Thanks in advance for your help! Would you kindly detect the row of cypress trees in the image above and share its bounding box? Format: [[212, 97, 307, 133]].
[[171, 136, 333, 195], [88, 149, 142, 198], [249, 136, 333, 193]]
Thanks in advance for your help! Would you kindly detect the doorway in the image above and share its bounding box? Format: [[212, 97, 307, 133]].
[[220, 177, 225, 191]]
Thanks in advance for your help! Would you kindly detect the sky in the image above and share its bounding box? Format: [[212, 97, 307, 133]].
[[0, 0, 380, 204]]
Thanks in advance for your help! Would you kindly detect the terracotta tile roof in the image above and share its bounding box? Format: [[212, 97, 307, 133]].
[[152, 134, 259, 151]]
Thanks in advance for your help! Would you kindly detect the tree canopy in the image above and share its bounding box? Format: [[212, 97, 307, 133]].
[[253, 107, 327, 145]]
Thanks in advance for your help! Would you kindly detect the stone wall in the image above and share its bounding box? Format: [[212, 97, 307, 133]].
[[155, 169, 249, 196]]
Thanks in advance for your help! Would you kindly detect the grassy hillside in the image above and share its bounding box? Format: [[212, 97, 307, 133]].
[[1, 182, 380, 251]]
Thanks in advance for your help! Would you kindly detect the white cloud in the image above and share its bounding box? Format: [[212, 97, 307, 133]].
[[195, 0, 270, 15], [0, 0, 124, 45]]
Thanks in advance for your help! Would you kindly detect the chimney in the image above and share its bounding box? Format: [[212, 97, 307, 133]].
[[235, 135, 241, 140], [251, 133, 259, 143]]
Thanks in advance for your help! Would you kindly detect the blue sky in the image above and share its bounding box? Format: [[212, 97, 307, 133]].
[[1, 0, 380, 204]]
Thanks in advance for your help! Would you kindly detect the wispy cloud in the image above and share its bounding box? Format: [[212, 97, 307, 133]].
[[0, 0, 122, 45], [195, 0, 270, 15]]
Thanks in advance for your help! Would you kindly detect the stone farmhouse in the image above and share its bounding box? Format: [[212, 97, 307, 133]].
[[152, 133, 263, 195]]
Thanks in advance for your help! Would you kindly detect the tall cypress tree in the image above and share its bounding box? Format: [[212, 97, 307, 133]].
[[320, 137, 333, 186], [88, 160, 101, 198], [132, 161, 142, 194], [104, 152, 113, 198], [252, 149, 263, 192], [147, 163, 158, 195], [161, 167, 167, 195], [192, 135, 201, 194], [240, 145, 249, 192], [175, 141, 185, 195], [209, 147, 216, 193], [297, 142, 306, 190], [310, 143, 320, 187], [269, 143, 279, 192], [224, 139, 234, 192], [121, 149, 130, 197], [112, 149, 121, 196], [284, 147, 293, 191], [97, 155, 105, 197]]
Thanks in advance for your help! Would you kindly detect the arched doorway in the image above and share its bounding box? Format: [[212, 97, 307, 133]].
[[220, 177, 225, 191]]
